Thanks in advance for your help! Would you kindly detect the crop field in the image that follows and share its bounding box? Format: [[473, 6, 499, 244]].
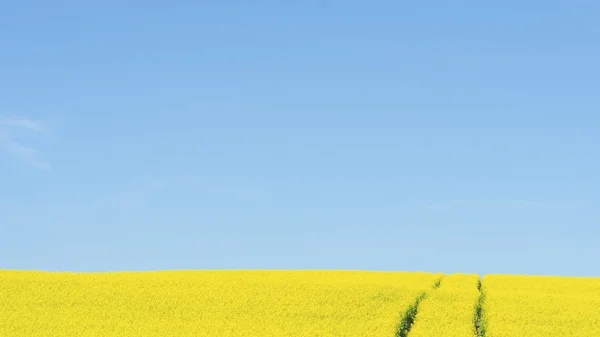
[[482, 274, 600, 337], [408, 273, 481, 337], [0, 270, 442, 337], [1, 270, 599, 337]]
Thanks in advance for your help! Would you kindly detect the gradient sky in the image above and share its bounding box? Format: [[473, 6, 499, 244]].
[[1, 1, 599, 276]]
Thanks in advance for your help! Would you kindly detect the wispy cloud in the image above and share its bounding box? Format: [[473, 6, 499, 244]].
[[0, 118, 47, 133], [113, 178, 170, 210], [0, 117, 50, 169], [88, 175, 273, 214], [427, 199, 482, 211], [427, 199, 586, 212]]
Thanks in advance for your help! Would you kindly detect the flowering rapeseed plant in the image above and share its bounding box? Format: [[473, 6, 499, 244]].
[[0, 270, 441, 337], [483, 274, 600, 337], [408, 273, 481, 337]]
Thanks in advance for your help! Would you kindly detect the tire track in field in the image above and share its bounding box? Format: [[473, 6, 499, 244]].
[[475, 277, 487, 337], [396, 276, 444, 337]]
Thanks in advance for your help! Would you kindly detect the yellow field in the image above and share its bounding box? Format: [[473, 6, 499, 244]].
[[0, 270, 442, 337], [483, 274, 600, 337], [2, 270, 600, 336], [408, 273, 481, 337]]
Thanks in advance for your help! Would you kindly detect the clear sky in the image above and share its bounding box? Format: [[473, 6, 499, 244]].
[[1, 1, 598, 276]]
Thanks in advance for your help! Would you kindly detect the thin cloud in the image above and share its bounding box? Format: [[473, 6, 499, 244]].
[[89, 175, 273, 214], [113, 178, 169, 210], [503, 200, 547, 209], [0, 117, 50, 169], [0, 118, 47, 133], [427, 203, 452, 211], [427, 199, 586, 211], [427, 199, 483, 211]]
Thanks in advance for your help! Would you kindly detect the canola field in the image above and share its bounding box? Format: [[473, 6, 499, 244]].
[[0, 270, 441, 337], [408, 273, 481, 337], [483, 274, 600, 337], [1, 270, 599, 337]]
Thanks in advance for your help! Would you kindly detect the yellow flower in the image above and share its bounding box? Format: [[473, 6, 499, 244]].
[[0, 270, 441, 337]]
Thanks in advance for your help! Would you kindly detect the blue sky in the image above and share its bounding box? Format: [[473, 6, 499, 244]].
[[1, 1, 599, 276]]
